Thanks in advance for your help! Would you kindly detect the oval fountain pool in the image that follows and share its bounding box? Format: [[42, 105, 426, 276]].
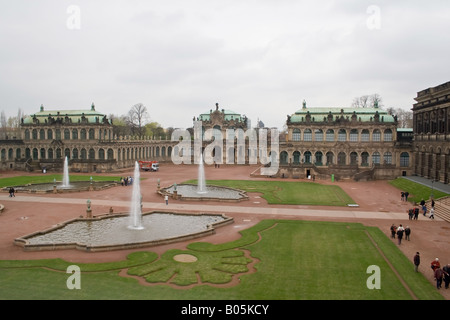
[[15, 212, 233, 252]]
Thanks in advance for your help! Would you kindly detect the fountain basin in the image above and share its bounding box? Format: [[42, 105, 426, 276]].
[[14, 211, 233, 252], [160, 184, 249, 202], [3, 181, 118, 194]]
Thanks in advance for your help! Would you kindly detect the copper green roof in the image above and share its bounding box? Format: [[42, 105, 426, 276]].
[[23, 104, 108, 125], [199, 109, 244, 122], [290, 107, 395, 123]]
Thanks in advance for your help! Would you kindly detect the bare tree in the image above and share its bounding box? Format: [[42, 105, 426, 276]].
[[351, 95, 370, 108], [351, 94, 383, 108], [128, 103, 149, 136]]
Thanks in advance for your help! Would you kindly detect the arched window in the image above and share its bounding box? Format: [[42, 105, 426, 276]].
[[361, 152, 369, 166], [338, 129, 347, 142], [48, 148, 54, 159], [107, 149, 114, 160], [314, 129, 323, 142], [89, 148, 95, 159], [56, 148, 62, 159], [304, 151, 312, 164], [73, 148, 79, 159], [293, 151, 301, 164], [326, 152, 334, 165], [89, 129, 95, 140], [338, 152, 346, 165], [361, 129, 370, 142], [400, 152, 410, 167], [39, 129, 45, 140], [40, 148, 45, 159], [372, 152, 381, 164], [280, 151, 289, 164], [25, 129, 30, 140], [315, 151, 323, 165], [32, 129, 38, 140], [99, 148, 105, 160], [72, 129, 78, 140], [80, 129, 87, 140], [350, 152, 358, 165], [47, 129, 53, 140], [349, 129, 358, 142], [65, 148, 70, 159], [373, 129, 381, 142], [384, 129, 392, 142], [292, 129, 301, 141], [32, 148, 38, 160], [81, 148, 87, 159], [326, 129, 334, 142], [303, 129, 312, 141], [384, 152, 392, 164], [64, 129, 70, 140]]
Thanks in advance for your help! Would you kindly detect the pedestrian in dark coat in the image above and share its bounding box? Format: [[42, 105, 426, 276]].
[[443, 264, 450, 289], [390, 224, 396, 239], [404, 226, 411, 241], [434, 267, 444, 289], [413, 252, 420, 272], [396, 224, 404, 245]]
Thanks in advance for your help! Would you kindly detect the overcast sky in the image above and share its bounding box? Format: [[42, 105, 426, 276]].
[[1, 1, 449, 129]]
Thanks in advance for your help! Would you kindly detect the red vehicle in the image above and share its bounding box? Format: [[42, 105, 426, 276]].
[[138, 160, 159, 172]]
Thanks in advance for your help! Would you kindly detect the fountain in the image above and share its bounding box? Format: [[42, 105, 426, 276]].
[[14, 160, 234, 252], [158, 152, 249, 202], [197, 153, 207, 194], [62, 156, 70, 188], [129, 161, 144, 230]]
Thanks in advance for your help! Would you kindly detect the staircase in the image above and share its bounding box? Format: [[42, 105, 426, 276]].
[[427, 196, 450, 223]]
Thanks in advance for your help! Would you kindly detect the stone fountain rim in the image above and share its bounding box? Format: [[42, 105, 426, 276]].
[[13, 210, 234, 252], [158, 183, 249, 202]]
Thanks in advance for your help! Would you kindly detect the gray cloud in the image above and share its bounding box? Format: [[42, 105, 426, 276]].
[[0, 1, 449, 129]]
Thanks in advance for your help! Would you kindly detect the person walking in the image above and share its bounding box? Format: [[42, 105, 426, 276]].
[[404, 226, 411, 241], [414, 205, 420, 220], [9, 187, 15, 197], [396, 224, 404, 245], [408, 208, 414, 220], [431, 258, 440, 271], [434, 266, 444, 289], [404, 191, 409, 202], [390, 224, 397, 239], [443, 264, 450, 289], [413, 252, 420, 272], [164, 194, 169, 205], [429, 206, 435, 219]]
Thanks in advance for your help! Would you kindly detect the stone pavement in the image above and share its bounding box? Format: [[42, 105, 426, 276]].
[[0, 193, 442, 222]]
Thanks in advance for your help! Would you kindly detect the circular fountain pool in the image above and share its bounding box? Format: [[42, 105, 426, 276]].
[[161, 184, 248, 202], [5, 181, 118, 193], [15, 212, 233, 252]]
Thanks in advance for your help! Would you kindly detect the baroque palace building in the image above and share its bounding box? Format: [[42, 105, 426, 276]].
[[0, 103, 177, 172], [4, 81, 450, 183], [279, 100, 413, 180], [412, 81, 450, 183]]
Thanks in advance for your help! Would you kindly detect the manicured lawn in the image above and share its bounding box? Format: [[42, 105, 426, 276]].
[[389, 177, 448, 204], [185, 179, 355, 206], [0, 175, 121, 188], [0, 220, 442, 300]]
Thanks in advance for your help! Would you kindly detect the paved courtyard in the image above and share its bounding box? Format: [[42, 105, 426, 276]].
[[0, 164, 449, 299]]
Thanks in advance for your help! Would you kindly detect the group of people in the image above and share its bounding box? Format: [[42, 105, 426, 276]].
[[414, 254, 450, 289], [120, 176, 133, 186], [390, 224, 411, 245], [430, 257, 450, 290]]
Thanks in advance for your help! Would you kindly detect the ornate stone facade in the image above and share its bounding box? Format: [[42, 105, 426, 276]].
[[278, 101, 413, 180], [0, 104, 176, 172], [413, 81, 450, 183]]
